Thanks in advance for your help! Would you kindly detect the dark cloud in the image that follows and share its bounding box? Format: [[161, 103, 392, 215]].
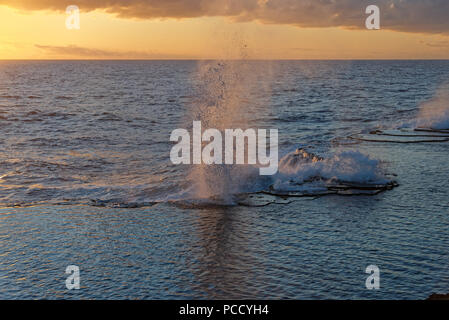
[[35, 44, 188, 59], [3, 0, 449, 34]]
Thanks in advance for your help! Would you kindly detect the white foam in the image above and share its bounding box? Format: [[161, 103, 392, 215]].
[[417, 86, 449, 130], [272, 149, 389, 192]]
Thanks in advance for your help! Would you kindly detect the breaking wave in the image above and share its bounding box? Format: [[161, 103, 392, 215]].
[[170, 148, 397, 208], [347, 85, 449, 144], [0, 147, 398, 208], [416, 86, 449, 130]]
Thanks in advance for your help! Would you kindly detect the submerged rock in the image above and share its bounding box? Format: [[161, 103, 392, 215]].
[[350, 128, 449, 143], [264, 148, 398, 200]]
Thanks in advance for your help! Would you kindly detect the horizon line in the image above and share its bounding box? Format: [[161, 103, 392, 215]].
[[1, 58, 449, 61]]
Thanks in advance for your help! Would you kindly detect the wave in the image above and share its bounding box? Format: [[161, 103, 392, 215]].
[[162, 148, 398, 208], [389, 85, 449, 133], [347, 85, 449, 144], [416, 86, 449, 130], [0, 147, 398, 209], [266, 148, 396, 196]]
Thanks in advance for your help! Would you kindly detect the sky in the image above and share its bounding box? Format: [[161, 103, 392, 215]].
[[0, 0, 448, 59]]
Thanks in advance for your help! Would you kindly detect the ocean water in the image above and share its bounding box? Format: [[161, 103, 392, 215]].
[[0, 60, 448, 299]]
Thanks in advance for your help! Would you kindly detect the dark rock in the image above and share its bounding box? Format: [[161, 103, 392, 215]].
[[427, 293, 449, 300]]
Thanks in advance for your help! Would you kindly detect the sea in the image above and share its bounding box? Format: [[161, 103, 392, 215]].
[[0, 60, 448, 299]]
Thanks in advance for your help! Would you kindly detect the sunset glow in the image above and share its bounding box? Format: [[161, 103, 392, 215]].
[[0, 3, 448, 60]]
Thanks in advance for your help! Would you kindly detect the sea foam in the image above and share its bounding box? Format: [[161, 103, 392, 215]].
[[272, 148, 389, 193], [417, 86, 449, 130]]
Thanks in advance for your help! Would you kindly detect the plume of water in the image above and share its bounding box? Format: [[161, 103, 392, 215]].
[[186, 41, 274, 203], [417, 84, 449, 130]]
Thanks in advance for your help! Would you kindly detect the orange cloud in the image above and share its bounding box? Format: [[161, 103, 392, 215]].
[[1, 0, 449, 34], [34, 44, 191, 59]]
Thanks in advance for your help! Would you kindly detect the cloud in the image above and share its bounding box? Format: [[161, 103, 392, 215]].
[[289, 47, 316, 52], [420, 40, 449, 48], [3, 0, 449, 34], [34, 44, 188, 59]]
